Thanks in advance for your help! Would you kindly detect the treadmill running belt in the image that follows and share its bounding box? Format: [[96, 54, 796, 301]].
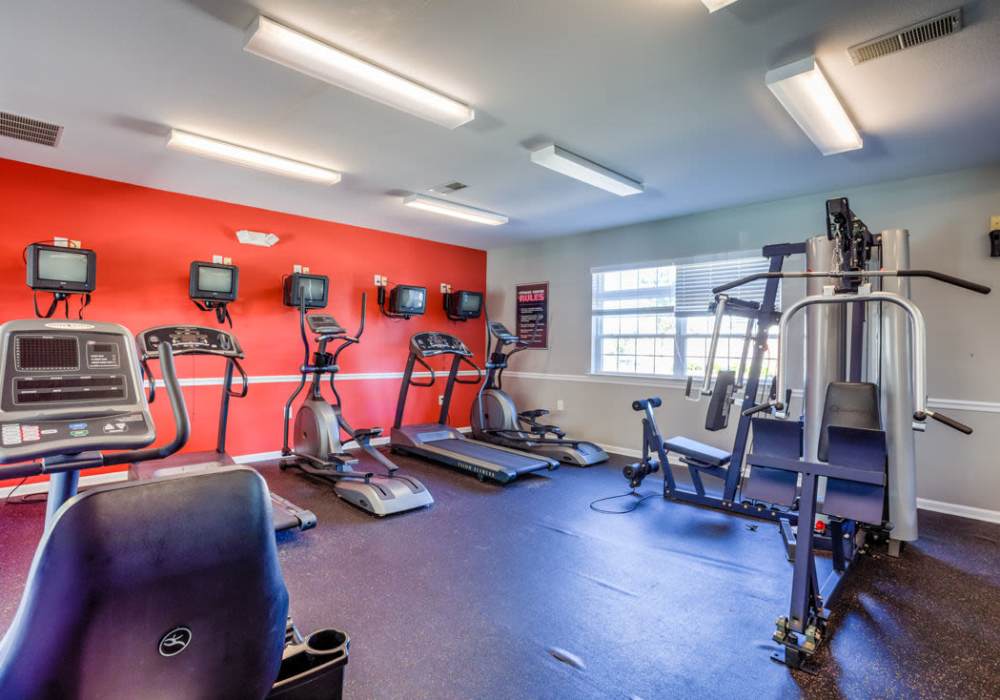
[[430, 438, 550, 474]]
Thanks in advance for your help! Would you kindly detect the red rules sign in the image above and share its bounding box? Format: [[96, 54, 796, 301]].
[[515, 282, 549, 349]]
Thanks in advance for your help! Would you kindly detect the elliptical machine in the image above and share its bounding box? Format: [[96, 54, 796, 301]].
[[470, 320, 608, 466], [281, 276, 433, 517]]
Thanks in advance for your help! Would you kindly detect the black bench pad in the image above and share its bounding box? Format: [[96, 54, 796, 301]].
[[663, 437, 731, 467]]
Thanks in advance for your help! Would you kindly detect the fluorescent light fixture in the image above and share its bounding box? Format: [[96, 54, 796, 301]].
[[403, 194, 508, 226], [530, 144, 643, 197], [244, 16, 474, 129], [166, 129, 342, 184], [765, 57, 863, 156], [701, 0, 740, 11]]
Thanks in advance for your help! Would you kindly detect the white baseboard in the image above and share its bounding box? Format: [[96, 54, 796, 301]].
[[599, 443, 641, 459], [916, 498, 1000, 524]]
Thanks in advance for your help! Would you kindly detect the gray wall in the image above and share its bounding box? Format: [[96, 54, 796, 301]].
[[486, 165, 1000, 517]]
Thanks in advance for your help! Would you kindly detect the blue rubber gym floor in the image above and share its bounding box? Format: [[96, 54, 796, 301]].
[[1, 453, 998, 699]]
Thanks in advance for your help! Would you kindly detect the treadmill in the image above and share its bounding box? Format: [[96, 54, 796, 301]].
[[130, 324, 317, 532], [390, 331, 558, 484]]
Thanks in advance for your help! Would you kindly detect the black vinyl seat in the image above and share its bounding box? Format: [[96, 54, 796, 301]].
[[663, 436, 732, 467], [0, 467, 288, 700]]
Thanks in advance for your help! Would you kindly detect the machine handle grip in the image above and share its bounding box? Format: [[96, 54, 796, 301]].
[[355, 292, 367, 339], [742, 401, 776, 417], [141, 358, 157, 404], [684, 376, 701, 402], [631, 397, 662, 411], [410, 355, 437, 387], [104, 342, 191, 466], [454, 355, 484, 385], [920, 410, 973, 435], [712, 272, 775, 295], [897, 270, 991, 295], [229, 358, 250, 398]]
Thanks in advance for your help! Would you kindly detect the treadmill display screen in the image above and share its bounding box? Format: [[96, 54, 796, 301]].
[[15, 336, 79, 371]]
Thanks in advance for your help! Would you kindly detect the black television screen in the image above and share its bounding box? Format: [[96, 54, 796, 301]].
[[390, 285, 426, 315], [283, 273, 329, 309], [26, 244, 97, 293], [189, 262, 238, 302], [447, 290, 483, 319]]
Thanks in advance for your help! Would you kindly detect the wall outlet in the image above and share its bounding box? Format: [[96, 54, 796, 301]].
[[438, 394, 445, 405], [556, 399, 565, 411], [293, 264, 303, 273], [991, 215, 1000, 231], [440, 283, 451, 293], [374, 274, 388, 287], [212, 254, 224, 263]]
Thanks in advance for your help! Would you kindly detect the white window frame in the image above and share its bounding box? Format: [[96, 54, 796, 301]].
[[590, 251, 778, 381]]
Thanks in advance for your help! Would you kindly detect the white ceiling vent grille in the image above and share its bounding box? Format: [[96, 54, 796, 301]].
[[848, 8, 962, 65], [0, 112, 63, 147]]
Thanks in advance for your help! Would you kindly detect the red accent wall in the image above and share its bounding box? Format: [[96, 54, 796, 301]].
[[0, 158, 486, 486]]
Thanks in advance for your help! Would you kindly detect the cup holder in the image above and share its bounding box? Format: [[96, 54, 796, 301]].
[[269, 627, 349, 700], [306, 629, 347, 654]]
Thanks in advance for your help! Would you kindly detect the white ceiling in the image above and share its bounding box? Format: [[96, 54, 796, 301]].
[[2, 0, 999, 250]]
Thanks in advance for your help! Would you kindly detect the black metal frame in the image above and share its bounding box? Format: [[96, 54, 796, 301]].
[[657, 242, 806, 519]]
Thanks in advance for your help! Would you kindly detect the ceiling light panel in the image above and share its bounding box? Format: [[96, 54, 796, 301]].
[[403, 194, 508, 226], [701, 0, 740, 12], [765, 57, 862, 156], [530, 144, 643, 197], [166, 129, 342, 184], [244, 16, 474, 129]]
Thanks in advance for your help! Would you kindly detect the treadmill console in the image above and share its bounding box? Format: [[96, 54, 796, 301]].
[[136, 325, 243, 359], [0, 320, 155, 463], [307, 314, 346, 336], [410, 332, 472, 358], [488, 322, 519, 345]]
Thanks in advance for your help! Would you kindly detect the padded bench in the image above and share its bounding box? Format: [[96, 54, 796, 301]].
[[663, 436, 732, 468]]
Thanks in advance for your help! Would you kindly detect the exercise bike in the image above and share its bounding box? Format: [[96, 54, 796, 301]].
[[0, 319, 348, 698], [470, 320, 607, 466], [281, 290, 434, 516]]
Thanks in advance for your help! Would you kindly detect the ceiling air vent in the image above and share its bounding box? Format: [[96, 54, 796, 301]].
[[429, 181, 468, 196], [848, 8, 962, 65], [0, 111, 63, 147]]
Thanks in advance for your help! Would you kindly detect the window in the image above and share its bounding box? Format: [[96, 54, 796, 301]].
[[591, 255, 780, 380]]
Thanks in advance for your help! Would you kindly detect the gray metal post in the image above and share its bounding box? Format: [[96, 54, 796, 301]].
[[804, 236, 845, 463], [879, 228, 918, 548]]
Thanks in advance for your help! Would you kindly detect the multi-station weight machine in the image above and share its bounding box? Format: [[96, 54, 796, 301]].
[[626, 198, 991, 670]]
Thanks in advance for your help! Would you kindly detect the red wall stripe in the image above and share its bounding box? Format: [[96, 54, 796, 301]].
[[0, 158, 486, 486]]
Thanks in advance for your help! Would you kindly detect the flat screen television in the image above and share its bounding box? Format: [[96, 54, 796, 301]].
[[25, 244, 97, 293]]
